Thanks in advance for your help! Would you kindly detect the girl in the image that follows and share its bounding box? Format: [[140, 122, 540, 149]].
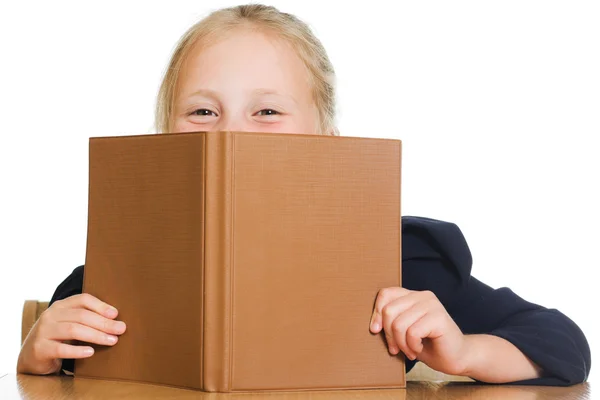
[[17, 4, 590, 386]]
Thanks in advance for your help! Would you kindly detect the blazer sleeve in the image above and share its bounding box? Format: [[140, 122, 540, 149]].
[[401, 216, 591, 386], [48, 265, 85, 374]]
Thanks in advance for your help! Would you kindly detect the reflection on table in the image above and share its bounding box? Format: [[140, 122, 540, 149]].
[[0, 374, 591, 400]]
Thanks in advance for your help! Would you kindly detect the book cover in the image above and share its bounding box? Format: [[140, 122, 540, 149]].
[[77, 131, 404, 391]]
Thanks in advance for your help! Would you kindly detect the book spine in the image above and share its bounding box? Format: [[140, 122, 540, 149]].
[[202, 132, 233, 392]]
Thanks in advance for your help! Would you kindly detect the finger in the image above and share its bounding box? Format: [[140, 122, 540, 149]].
[[52, 322, 120, 346], [380, 290, 435, 353], [50, 340, 95, 359], [370, 287, 411, 333], [390, 303, 429, 360], [380, 296, 422, 355], [56, 308, 126, 336], [406, 313, 437, 358], [54, 293, 118, 319]]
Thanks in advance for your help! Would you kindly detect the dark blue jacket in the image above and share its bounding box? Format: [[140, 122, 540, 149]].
[[49, 216, 591, 386]]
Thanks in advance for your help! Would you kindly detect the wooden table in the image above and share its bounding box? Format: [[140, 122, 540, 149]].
[[0, 374, 591, 399]]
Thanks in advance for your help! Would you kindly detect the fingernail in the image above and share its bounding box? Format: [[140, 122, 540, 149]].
[[83, 347, 94, 356], [115, 321, 126, 332], [106, 335, 118, 344], [372, 322, 380, 332], [389, 346, 398, 355], [106, 307, 118, 318]]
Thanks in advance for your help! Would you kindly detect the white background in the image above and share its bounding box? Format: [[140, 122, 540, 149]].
[[1, 0, 598, 381]]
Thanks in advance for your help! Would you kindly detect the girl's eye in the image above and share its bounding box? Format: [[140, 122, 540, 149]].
[[256, 109, 280, 116], [191, 109, 217, 117]]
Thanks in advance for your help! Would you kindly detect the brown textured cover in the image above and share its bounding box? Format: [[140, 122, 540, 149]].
[[77, 131, 403, 392]]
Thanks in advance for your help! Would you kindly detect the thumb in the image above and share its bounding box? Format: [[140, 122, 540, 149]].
[[370, 309, 383, 333]]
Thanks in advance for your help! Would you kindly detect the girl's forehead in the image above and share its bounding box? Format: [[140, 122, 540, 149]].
[[176, 29, 312, 99]]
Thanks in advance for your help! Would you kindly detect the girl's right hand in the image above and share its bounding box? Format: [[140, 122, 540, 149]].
[[17, 293, 127, 375]]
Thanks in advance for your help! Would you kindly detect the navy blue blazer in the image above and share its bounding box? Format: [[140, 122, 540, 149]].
[[49, 216, 591, 386]]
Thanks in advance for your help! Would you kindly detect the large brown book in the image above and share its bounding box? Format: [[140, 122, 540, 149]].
[[77, 131, 403, 392]]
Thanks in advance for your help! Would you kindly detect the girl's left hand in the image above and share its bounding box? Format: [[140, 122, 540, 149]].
[[369, 287, 468, 376]]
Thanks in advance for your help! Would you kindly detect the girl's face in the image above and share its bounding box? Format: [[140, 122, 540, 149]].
[[172, 28, 320, 135]]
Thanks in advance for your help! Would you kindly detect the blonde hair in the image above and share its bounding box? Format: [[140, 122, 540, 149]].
[[155, 4, 338, 135]]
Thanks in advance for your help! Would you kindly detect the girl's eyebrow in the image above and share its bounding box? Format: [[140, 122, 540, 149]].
[[185, 88, 298, 105], [252, 88, 298, 105], [187, 89, 219, 100]]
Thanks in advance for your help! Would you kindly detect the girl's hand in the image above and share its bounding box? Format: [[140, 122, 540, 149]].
[[370, 287, 468, 376], [17, 293, 127, 375]]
